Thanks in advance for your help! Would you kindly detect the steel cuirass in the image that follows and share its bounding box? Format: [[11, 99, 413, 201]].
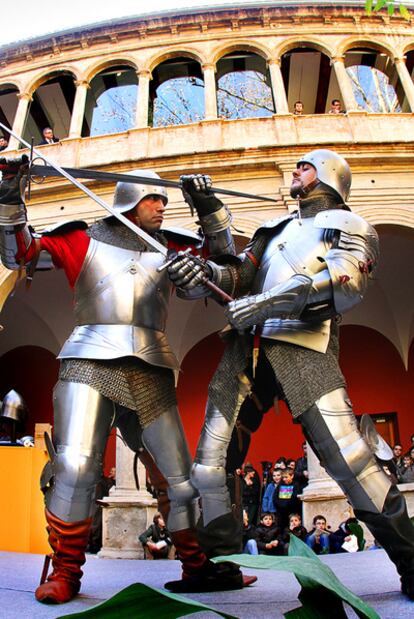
[[250, 216, 333, 353], [58, 238, 179, 370]]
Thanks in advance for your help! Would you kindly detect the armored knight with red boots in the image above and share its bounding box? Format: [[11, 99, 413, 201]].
[[0, 158, 254, 604]]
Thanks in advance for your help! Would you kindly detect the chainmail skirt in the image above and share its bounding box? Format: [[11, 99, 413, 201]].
[[59, 357, 177, 429], [208, 329, 346, 421]]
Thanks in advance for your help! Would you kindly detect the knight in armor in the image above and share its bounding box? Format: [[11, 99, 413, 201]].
[[168, 149, 414, 599], [0, 158, 254, 603]]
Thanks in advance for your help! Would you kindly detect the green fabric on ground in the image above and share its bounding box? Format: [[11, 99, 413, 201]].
[[56, 582, 239, 619], [215, 535, 380, 619]]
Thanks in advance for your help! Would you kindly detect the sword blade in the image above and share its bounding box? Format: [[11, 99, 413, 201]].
[[29, 164, 279, 204], [0, 122, 167, 256]]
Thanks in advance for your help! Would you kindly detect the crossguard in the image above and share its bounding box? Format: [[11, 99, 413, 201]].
[[157, 247, 192, 272]]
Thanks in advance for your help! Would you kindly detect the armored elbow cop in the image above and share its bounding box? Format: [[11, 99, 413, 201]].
[[314, 210, 379, 315]]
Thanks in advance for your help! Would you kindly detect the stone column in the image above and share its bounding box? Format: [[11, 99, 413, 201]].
[[331, 56, 359, 112], [99, 435, 157, 559], [202, 63, 218, 120], [68, 80, 90, 138], [135, 69, 151, 128], [8, 92, 32, 150], [300, 443, 351, 533], [394, 57, 414, 112], [268, 59, 289, 114]]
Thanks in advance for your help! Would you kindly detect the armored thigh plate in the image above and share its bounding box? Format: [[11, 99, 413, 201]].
[[45, 381, 114, 522]]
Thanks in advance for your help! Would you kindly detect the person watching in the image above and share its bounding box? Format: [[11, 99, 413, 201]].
[[306, 515, 331, 554], [293, 101, 304, 115], [328, 99, 343, 114], [38, 127, 59, 145], [139, 513, 175, 559]]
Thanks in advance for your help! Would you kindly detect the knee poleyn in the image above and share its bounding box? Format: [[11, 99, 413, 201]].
[[191, 462, 226, 493]]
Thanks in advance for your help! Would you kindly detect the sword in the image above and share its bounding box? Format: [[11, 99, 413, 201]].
[[0, 121, 234, 302], [28, 164, 279, 204]]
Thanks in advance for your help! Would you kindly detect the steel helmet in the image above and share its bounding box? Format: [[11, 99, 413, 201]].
[[296, 149, 352, 202], [0, 389, 27, 425], [112, 169, 168, 214]]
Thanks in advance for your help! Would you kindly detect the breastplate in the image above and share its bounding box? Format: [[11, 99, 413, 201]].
[[58, 239, 179, 369], [252, 217, 332, 352]]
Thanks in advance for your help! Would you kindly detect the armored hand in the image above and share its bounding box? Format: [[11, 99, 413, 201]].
[[225, 274, 313, 330], [167, 252, 212, 290], [0, 155, 29, 205], [180, 174, 223, 217]]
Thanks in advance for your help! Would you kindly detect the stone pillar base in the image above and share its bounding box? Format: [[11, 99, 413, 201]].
[[99, 494, 157, 559]]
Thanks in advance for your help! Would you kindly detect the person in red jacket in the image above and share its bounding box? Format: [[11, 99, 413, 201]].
[[0, 158, 255, 603]]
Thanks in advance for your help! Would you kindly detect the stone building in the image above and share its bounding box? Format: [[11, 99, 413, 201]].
[[0, 2, 414, 551]]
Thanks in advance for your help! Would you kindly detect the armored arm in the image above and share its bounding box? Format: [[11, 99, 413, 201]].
[[0, 156, 35, 270], [226, 210, 379, 330], [168, 229, 268, 303], [180, 174, 235, 257]]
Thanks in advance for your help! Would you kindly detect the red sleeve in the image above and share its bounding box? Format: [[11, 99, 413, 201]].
[[40, 229, 90, 288]]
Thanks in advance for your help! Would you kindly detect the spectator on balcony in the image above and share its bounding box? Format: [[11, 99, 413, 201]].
[[293, 100, 304, 115], [38, 127, 59, 145], [0, 136, 9, 151], [328, 99, 344, 114]]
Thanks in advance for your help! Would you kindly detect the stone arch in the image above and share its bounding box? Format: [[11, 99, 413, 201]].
[[85, 56, 139, 83], [149, 52, 206, 128], [212, 40, 272, 65], [83, 60, 139, 137], [338, 37, 398, 60], [22, 68, 79, 143], [148, 48, 205, 74], [278, 40, 339, 114], [275, 37, 334, 61], [341, 40, 406, 113]]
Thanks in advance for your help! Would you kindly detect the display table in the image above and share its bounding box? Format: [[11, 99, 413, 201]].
[[0, 446, 49, 553]]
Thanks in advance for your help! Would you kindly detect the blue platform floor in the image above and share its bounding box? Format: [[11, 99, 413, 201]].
[[0, 548, 413, 618]]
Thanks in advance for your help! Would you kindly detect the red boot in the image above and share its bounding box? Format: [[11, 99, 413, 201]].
[[35, 509, 92, 604]]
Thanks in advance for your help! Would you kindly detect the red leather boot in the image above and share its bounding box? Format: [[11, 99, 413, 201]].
[[35, 509, 92, 604]]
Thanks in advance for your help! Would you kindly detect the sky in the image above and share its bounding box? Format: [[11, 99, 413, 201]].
[[2, 0, 261, 47]]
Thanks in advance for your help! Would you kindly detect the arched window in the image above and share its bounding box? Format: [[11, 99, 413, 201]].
[[216, 51, 275, 119], [0, 85, 18, 144], [344, 48, 403, 113], [23, 73, 76, 143], [281, 47, 340, 114], [83, 65, 138, 136], [150, 57, 204, 127]]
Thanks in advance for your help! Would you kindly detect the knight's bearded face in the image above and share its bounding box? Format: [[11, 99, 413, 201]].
[[290, 163, 318, 198]]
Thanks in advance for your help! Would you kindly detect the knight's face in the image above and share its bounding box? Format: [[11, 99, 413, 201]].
[[131, 195, 166, 233], [290, 162, 318, 198]]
